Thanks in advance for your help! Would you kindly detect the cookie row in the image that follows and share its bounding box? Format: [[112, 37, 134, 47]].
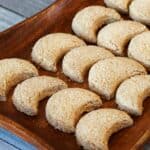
[[72, 5, 148, 45], [72, 5, 150, 66], [11, 76, 133, 150], [0, 58, 147, 116], [31, 4, 149, 70], [46, 91, 133, 150], [104, 0, 150, 26], [0, 60, 132, 150], [30, 30, 150, 116], [13, 80, 133, 150], [0, 58, 148, 149], [72, 6, 150, 58], [13, 82, 133, 150], [13, 76, 148, 149], [32, 31, 150, 80]]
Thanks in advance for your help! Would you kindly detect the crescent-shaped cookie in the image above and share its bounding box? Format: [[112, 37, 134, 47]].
[[0, 58, 38, 101], [116, 75, 150, 116], [104, 0, 132, 14], [76, 109, 133, 150], [31, 33, 86, 72], [97, 20, 148, 56], [46, 88, 102, 133], [129, 0, 150, 26], [128, 31, 150, 70], [13, 76, 67, 116], [88, 57, 147, 100], [72, 6, 122, 43], [62, 46, 114, 83]]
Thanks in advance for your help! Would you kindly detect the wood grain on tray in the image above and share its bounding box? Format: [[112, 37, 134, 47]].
[[0, 0, 149, 150]]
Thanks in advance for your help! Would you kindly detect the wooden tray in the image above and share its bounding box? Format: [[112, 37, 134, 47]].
[[0, 0, 149, 149]]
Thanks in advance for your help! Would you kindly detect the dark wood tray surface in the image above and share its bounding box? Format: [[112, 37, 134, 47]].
[[0, 0, 149, 149]]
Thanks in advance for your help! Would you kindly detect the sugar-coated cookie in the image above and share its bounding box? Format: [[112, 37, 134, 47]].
[[116, 75, 150, 116], [32, 33, 86, 72], [13, 76, 67, 116], [46, 88, 102, 133], [104, 0, 132, 14], [129, 0, 150, 26], [0, 58, 38, 101], [76, 109, 133, 150], [128, 31, 150, 70]]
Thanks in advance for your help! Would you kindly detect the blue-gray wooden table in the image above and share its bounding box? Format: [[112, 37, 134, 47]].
[[0, 0, 55, 31], [0, 0, 149, 149]]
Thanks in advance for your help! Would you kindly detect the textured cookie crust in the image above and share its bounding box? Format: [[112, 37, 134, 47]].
[[46, 88, 102, 133], [32, 33, 86, 72], [76, 109, 133, 150], [62, 46, 114, 83], [72, 6, 122, 43], [128, 31, 150, 70], [88, 57, 147, 100], [0, 58, 38, 101], [13, 76, 67, 116], [129, 0, 150, 26], [97, 20, 148, 56], [116, 75, 150, 116], [104, 0, 132, 14]]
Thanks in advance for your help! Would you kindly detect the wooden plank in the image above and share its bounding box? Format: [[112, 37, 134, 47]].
[[0, 0, 55, 31], [0, 139, 17, 150], [0, 127, 36, 150], [43, 0, 56, 4], [0, 6, 24, 32], [0, 0, 55, 17]]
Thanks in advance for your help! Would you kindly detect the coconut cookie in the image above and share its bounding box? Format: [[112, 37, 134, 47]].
[[88, 57, 147, 100], [128, 31, 150, 70], [46, 88, 102, 133], [116, 75, 150, 116], [129, 0, 150, 26], [0, 58, 38, 101], [104, 0, 132, 14], [32, 33, 86, 72], [72, 6, 122, 43], [97, 20, 148, 56], [62, 46, 114, 83], [13, 76, 67, 116], [76, 109, 133, 150]]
